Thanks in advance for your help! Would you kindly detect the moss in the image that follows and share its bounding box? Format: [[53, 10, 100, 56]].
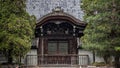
[[92, 62, 106, 67]]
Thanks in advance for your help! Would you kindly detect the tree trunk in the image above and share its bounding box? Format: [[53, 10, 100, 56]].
[[103, 56, 108, 64], [103, 54, 111, 64], [8, 49, 13, 64], [93, 50, 95, 63], [114, 56, 120, 68], [8, 56, 13, 64]]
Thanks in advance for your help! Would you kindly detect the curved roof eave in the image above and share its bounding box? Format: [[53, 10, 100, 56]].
[[36, 10, 87, 27]]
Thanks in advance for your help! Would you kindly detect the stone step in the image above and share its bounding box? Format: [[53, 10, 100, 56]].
[[20, 66, 81, 68], [22, 67, 79, 68], [37, 67, 79, 68], [20, 66, 114, 68]]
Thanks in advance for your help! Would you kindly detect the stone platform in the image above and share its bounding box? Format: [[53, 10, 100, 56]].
[[20, 65, 114, 68]]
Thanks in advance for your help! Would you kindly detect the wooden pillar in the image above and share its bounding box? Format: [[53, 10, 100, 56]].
[[41, 37, 44, 64]]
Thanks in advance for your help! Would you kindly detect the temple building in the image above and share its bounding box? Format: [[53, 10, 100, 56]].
[[0, 0, 104, 67]]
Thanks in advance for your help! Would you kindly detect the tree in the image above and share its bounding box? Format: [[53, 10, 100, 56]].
[[0, 0, 36, 64], [81, 0, 120, 68]]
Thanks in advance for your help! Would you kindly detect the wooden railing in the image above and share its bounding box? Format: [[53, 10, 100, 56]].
[[25, 54, 89, 66]]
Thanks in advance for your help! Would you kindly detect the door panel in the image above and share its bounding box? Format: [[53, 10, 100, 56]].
[[48, 41, 57, 54], [59, 41, 68, 54]]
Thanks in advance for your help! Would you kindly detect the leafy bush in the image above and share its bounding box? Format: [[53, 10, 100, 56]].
[[92, 62, 106, 66]]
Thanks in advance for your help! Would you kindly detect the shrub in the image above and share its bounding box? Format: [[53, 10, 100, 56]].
[[92, 62, 106, 66]]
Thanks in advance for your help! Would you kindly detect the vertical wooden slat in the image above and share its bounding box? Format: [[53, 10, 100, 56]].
[[38, 38, 41, 65]]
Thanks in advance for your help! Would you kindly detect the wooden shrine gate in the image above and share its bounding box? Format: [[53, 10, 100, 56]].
[[34, 7, 86, 66]]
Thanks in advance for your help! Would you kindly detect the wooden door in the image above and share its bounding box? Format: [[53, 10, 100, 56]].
[[47, 40, 68, 54], [45, 40, 71, 64]]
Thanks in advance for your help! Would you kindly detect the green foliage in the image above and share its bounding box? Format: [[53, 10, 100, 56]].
[[81, 0, 120, 51], [92, 62, 106, 66], [81, 0, 120, 65], [0, 0, 36, 63]]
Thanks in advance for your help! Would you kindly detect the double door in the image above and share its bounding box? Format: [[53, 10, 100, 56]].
[[47, 40, 68, 54], [46, 40, 70, 64]]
